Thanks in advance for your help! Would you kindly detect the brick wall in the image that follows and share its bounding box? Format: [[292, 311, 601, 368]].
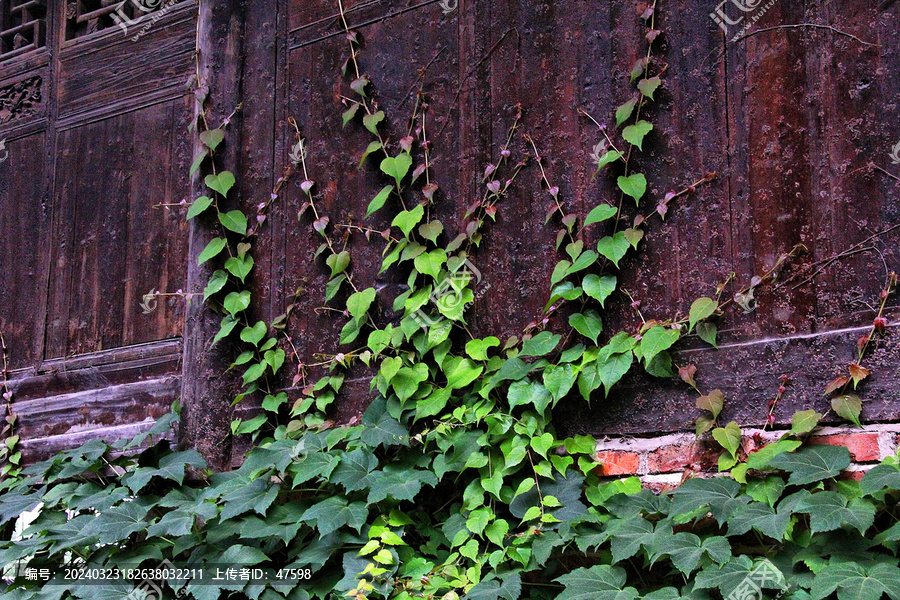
[[593, 424, 900, 490]]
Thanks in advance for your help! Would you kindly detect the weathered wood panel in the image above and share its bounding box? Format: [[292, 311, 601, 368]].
[[45, 101, 189, 358], [0, 132, 50, 369], [258, 0, 900, 437], [55, 3, 196, 128]]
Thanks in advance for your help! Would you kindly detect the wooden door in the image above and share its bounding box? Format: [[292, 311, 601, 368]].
[[1, 0, 195, 460], [234, 0, 900, 446]]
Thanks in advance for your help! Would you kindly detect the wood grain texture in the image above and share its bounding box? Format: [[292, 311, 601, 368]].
[[45, 101, 189, 358], [265, 0, 900, 434], [0, 132, 51, 370]]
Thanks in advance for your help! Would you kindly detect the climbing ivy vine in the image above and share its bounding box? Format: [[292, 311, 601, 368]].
[[1, 2, 898, 600]]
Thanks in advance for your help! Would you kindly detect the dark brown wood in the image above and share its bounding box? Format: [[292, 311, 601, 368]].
[[2, 0, 900, 463], [177, 0, 246, 471]]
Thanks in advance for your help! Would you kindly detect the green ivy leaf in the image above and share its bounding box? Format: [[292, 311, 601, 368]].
[[597, 232, 630, 268], [595, 150, 624, 170], [342, 102, 360, 127], [583, 273, 617, 306], [551, 260, 572, 286], [768, 445, 851, 486], [794, 491, 875, 535], [711, 422, 742, 459], [392, 363, 429, 404], [615, 98, 637, 127], [225, 255, 254, 283], [695, 557, 787, 598], [566, 250, 599, 276], [660, 533, 732, 576], [347, 288, 377, 318], [791, 409, 823, 435], [363, 110, 384, 135], [696, 321, 718, 348], [639, 326, 681, 365], [860, 463, 900, 495], [200, 128, 225, 151], [810, 561, 900, 600], [543, 364, 577, 403], [359, 140, 383, 168], [326, 250, 351, 278], [325, 274, 347, 303], [832, 393, 863, 427], [218, 210, 248, 236], [264, 348, 286, 374], [617, 173, 648, 204], [212, 316, 238, 345], [187, 195, 214, 220], [726, 501, 790, 540], [521, 331, 562, 357], [670, 477, 742, 521], [301, 497, 368, 537], [746, 439, 802, 470], [623, 227, 644, 249], [569, 311, 603, 345], [240, 321, 267, 345], [223, 290, 252, 315], [689, 297, 718, 332], [467, 573, 521, 600], [380, 153, 414, 188], [414, 249, 447, 279], [466, 337, 500, 361], [597, 351, 633, 397], [198, 237, 228, 265], [242, 362, 266, 386], [204, 269, 228, 300], [637, 76, 662, 100], [507, 380, 552, 413], [366, 185, 393, 217], [392, 204, 425, 238], [205, 171, 236, 197], [585, 204, 618, 226], [190, 148, 209, 176], [554, 565, 639, 600], [622, 120, 653, 151], [418, 220, 444, 244]]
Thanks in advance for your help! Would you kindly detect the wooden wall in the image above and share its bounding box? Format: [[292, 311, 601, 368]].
[[1, 0, 898, 462]]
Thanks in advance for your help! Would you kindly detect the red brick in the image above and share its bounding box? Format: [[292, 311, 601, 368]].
[[647, 440, 723, 474], [594, 451, 641, 476], [646, 444, 693, 474], [839, 469, 868, 482], [809, 433, 881, 462]]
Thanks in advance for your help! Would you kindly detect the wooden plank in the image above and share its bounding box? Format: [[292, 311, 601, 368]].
[[55, 4, 194, 124], [557, 323, 900, 437], [178, 0, 246, 471], [19, 420, 176, 464], [0, 131, 50, 370], [44, 105, 188, 358], [3, 376, 180, 444], [8, 338, 182, 402]]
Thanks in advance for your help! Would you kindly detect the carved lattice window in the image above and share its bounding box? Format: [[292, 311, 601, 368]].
[[65, 0, 170, 40], [0, 0, 47, 59]]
